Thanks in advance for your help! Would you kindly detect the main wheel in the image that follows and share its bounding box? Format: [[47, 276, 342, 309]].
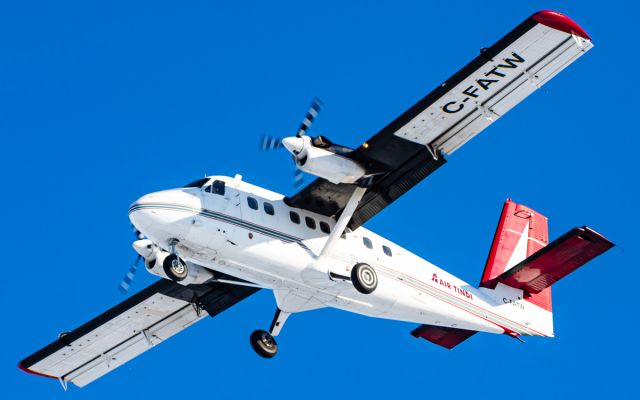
[[163, 254, 188, 281], [250, 329, 278, 358], [351, 263, 377, 294]]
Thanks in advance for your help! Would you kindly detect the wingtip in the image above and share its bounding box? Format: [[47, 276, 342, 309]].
[[17, 362, 58, 380], [532, 10, 591, 40]]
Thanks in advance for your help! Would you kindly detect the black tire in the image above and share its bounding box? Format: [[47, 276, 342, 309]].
[[351, 263, 377, 294], [163, 254, 188, 281], [250, 329, 278, 358]]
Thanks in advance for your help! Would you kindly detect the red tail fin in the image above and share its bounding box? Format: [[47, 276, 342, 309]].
[[480, 199, 552, 311]]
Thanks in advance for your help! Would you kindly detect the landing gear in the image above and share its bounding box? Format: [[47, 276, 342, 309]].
[[249, 308, 290, 358], [351, 263, 377, 294], [250, 329, 278, 358], [163, 254, 188, 281]]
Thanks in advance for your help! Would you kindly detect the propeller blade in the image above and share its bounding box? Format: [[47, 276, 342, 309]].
[[296, 97, 322, 137], [294, 167, 304, 187], [119, 255, 141, 294], [260, 135, 284, 150]]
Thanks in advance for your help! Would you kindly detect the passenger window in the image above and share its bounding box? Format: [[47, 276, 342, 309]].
[[305, 216, 316, 230], [319, 221, 331, 234], [363, 237, 373, 249], [382, 245, 392, 257], [289, 211, 300, 224], [247, 197, 258, 210], [264, 202, 275, 216]]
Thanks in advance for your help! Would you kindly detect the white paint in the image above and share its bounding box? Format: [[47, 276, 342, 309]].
[[129, 176, 553, 339]]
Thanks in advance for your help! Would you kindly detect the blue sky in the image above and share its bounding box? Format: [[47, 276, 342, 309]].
[[2, 1, 636, 398]]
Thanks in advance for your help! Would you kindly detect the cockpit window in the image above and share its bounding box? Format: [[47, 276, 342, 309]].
[[205, 180, 226, 196], [183, 178, 210, 188]]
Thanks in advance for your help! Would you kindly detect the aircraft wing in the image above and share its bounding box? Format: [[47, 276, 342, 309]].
[[19, 278, 259, 389], [286, 11, 592, 230]]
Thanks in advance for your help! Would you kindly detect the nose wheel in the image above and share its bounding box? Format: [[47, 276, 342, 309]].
[[250, 330, 278, 358]]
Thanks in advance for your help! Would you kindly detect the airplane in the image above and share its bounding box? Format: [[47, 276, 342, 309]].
[[19, 10, 614, 390]]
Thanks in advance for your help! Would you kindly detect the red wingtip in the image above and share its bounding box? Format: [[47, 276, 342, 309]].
[[17, 363, 58, 380], [532, 10, 591, 40]]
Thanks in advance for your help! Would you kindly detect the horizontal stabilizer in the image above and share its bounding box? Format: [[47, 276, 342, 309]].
[[411, 325, 477, 349], [484, 227, 614, 293]]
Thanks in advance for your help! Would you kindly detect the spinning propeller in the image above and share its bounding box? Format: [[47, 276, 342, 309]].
[[259, 97, 364, 185], [118, 227, 145, 294], [259, 98, 325, 187], [296, 97, 322, 137]]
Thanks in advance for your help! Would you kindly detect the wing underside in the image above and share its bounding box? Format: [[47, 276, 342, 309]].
[[286, 11, 593, 229], [19, 279, 258, 388]]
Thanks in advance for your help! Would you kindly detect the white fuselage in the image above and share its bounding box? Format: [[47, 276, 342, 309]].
[[129, 175, 553, 338]]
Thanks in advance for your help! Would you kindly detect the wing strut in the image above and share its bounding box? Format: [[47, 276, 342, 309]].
[[318, 186, 367, 258]]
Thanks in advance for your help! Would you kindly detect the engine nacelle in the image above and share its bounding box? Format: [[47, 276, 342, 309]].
[[283, 136, 366, 184], [133, 240, 214, 285]]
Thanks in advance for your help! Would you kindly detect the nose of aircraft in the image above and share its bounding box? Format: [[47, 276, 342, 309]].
[[128, 193, 157, 231], [129, 189, 201, 241]]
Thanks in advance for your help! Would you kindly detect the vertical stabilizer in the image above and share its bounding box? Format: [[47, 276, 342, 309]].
[[480, 199, 552, 311]]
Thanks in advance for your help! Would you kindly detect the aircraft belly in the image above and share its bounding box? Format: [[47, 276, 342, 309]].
[[388, 290, 502, 334], [183, 220, 506, 335], [325, 274, 501, 333]]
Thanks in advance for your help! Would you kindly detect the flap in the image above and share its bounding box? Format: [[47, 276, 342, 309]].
[[484, 227, 614, 293]]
